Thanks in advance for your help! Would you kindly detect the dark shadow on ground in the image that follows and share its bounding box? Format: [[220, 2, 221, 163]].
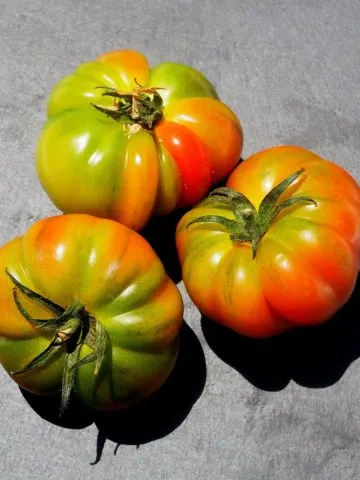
[[202, 278, 360, 391], [140, 157, 244, 285], [20, 388, 94, 429], [92, 321, 206, 463], [140, 207, 189, 284], [20, 322, 206, 464]]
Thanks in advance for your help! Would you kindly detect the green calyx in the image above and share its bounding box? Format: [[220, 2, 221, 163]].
[[91, 80, 165, 129], [6, 270, 107, 416], [187, 169, 317, 258]]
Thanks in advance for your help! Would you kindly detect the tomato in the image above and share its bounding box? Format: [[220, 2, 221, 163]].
[[176, 146, 360, 338], [36, 50, 243, 231], [0, 214, 183, 413]]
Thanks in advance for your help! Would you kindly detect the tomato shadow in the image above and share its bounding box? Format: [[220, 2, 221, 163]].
[[20, 388, 94, 429], [201, 278, 360, 391], [140, 207, 189, 284], [140, 159, 244, 285], [20, 321, 206, 463], [92, 321, 206, 464]]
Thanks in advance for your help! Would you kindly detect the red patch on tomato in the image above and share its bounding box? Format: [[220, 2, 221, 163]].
[[155, 122, 212, 207]]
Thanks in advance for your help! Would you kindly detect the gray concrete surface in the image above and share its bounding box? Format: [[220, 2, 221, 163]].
[[0, 0, 360, 479]]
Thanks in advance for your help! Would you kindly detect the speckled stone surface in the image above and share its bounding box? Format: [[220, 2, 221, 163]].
[[0, 0, 359, 478]]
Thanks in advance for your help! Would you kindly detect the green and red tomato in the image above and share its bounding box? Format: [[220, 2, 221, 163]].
[[0, 214, 183, 412], [36, 50, 243, 230], [176, 146, 360, 338]]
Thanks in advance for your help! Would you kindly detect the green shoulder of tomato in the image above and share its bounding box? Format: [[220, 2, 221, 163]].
[[36, 49, 243, 231]]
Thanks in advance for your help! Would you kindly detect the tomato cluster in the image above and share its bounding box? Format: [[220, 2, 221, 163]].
[[1, 50, 359, 414]]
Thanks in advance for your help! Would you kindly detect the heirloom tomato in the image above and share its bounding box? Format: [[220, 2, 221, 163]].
[[0, 214, 183, 413], [36, 50, 243, 230], [176, 146, 360, 338]]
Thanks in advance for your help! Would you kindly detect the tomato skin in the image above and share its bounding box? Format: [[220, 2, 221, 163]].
[[176, 146, 360, 338], [0, 214, 183, 409], [36, 50, 243, 231], [155, 121, 212, 207]]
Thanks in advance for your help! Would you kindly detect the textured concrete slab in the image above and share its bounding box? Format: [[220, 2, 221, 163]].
[[0, 1, 359, 478]]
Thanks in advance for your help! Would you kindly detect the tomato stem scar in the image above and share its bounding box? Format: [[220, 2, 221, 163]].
[[91, 81, 166, 129]]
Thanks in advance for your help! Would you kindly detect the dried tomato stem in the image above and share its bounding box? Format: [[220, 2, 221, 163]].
[[91, 82, 165, 129]]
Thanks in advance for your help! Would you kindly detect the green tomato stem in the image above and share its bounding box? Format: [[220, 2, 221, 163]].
[[187, 169, 317, 258], [5, 269, 107, 415]]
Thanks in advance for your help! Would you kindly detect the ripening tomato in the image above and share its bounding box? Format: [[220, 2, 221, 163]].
[[176, 146, 360, 338], [36, 50, 243, 231], [0, 214, 183, 413]]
